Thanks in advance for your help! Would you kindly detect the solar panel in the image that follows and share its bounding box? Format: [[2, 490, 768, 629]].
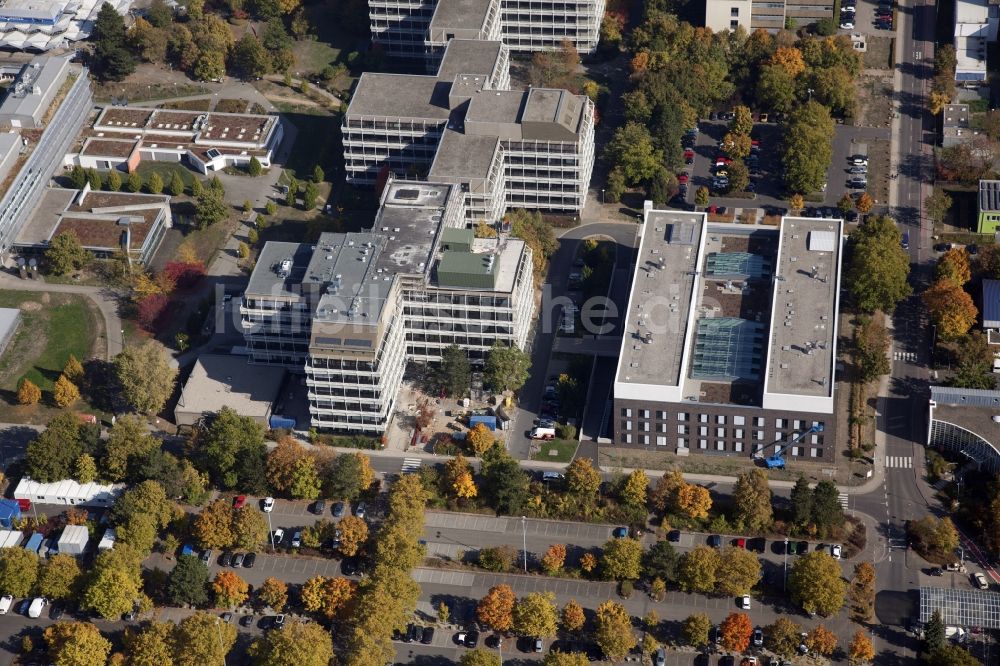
[[920, 587, 1000, 629]]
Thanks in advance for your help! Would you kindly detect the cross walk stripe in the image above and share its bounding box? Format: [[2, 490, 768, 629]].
[[838, 492, 848, 509], [401, 458, 423, 474], [892, 351, 917, 362], [886, 456, 912, 469]]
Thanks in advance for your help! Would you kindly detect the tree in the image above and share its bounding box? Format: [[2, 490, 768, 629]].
[[541, 544, 567, 574], [92, 3, 136, 81], [53, 374, 80, 407], [247, 619, 334, 666], [566, 458, 601, 497], [770, 46, 806, 77], [83, 546, 146, 619], [174, 612, 237, 666], [74, 453, 98, 484], [256, 577, 288, 613], [467, 423, 495, 456], [848, 215, 912, 313], [103, 414, 159, 482], [445, 454, 478, 500], [951, 332, 996, 390], [561, 600, 585, 632], [439, 345, 471, 397], [807, 625, 838, 657], [107, 170, 122, 191], [731, 105, 755, 136], [766, 616, 804, 658], [69, 165, 87, 189], [856, 315, 891, 382], [648, 167, 678, 204], [213, 570, 249, 608], [726, 160, 750, 193], [601, 538, 642, 581], [850, 561, 876, 621], [25, 412, 92, 482], [0, 548, 38, 596], [127, 171, 143, 193], [46, 232, 91, 275], [195, 189, 228, 229], [619, 469, 648, 508], [676, 483, 712, 520], [115, 341, 178, 414], [461, 650, 501, 666], [682, 613, 711, 648], [790, 475, 813, 526], [543, 653, 589, 666], [909, 515, 959, 561], [63, 354, 85, 383], [302, 182, 319, 210], [641, 540, 677, 583], [926, 191, 953, 224], [284, 178, 298, 206], [168, 554, 210, 606], [231, 34, 270, 79], [677, 546, 720, 594], [924, 279, 977, 340], [811, 480, 845, 533], [732, 469, 773, 532], [924, 644, 980, 666], [757, 64, 798, 113], [849, 630, 875, 664], [167, 171, 184, 196], [232, 506, 268, 551], [300, 576, 356, 620], [123, 621, 176, 665], [789, 551, 846, 616], [595, 600, 636, 660], [44, 622, 112, 666], [605, 168, 626, 203], [146, 172, 164, 194], [605, 122, 663, 185], [477, 585, 516, 632], [37, 553, 81, 600], [190, 178, 204, 197], [716, 546, 762, 596], [937, 247, 972, 286], [324, 451, 373, 501], [111, 480, 174, 531], [514, 592, 558, 638], [484, 342, 531, 393], [17, 377, 40, 405], [719, 612, 753, 653], [337, 515, 369, 557], [783, 101, 835, 195], [196, 407, 267, 492], [695, 186, 710, 207], [193, 499, 235, 549], [480, 444, 531, 515], [478, 545, 516, 573]]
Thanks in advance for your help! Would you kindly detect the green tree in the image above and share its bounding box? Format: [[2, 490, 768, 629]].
[[0, 548, 38, 597], [45, 231, 91, 275], [648, 166, 678, 204], [302, 181, 318, 210], [925, 609, 946, 651], [195, 406, 267, 492], [924, 644, 980, 666], [231, 33, 270, 79], [25, 412, 90, 482], [115, 341, 178, 414], [641, 540, 678, 583], [726, 159, 750, 193], [312, 164, 325, 183], [174, 612, 238, 666], [783, 101, 835, 195], [855, 314, 891, 382], [925, 190, 953, 224], [731, 105, 754, 136], [847, 215, 912, 313], [285, 177, 298, 206], [715, 546, 762, 596], [677, 546, 720, 594], [117, 510, 158, 554], [247, 619, 334, 666], [601, 538, 642, 581], [605, 168, 626, 203], [74, 453, 98, 483], [122, 621, 175, 665], [484, 342, 531, 393], [37, 553, 81, 600], [594, 600, 636, 660], [146, 172, 164, 194], [104, 413, 160, 482], [908, 515, 959, 561], [127, 170, 143, 193], [811, 480, 845, 534], [732, 469, 773, 532], [87, 168, 102, 191], [68, 165, 87, 189], [168, 171, 184, 196], [513, 592, 559, 638], [790, 475, 813, 526], [695, 186, 709, 207], [110, 479, 175, 530], [167, 554, 210, 606], [438, 344, 471, 398], [43, 621, 112, 666], [324, 452, 374, 501], [604, 122, 663, 185], [789, 551, 846, 616], [682, 613, 711, 648], [766, 616, 804, 658], [107, 170, 122, 191], [460, 650, 501, 666], [950, 332, 996, 390], [757, 64, 798, 112], [195, 189, 228, 228], [82, 546, 146, 619], [288, 456, 321, 499], [480, 444, 531, 515], [92, 3, 135, 81], [190, 178, 204, 197]]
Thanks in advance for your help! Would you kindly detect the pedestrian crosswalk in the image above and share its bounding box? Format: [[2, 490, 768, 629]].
[[893, 351, 917, 362], [886, 456, 913, 469], [401, 458, 423, 474], [838, 492, 849, 509]]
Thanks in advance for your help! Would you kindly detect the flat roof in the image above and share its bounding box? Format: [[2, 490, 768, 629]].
[[616, 210, 704, 389], [346, 72, 452, 120], [764, 217, 842, 398], [0, 56, 68, 122], [245, 241, 313, 299], [430, 0, 493, 33], [175, 353, 286, 421], [464, 90, 526, 124], [96, 107, 153, 128], [980, 180, 1000, 212], [428, 130, 500, 181], [984, 279, 1000, 328], [0, 307, 19, 343], [920, 586, 1000, 629], [436, 39, 504, 80], [81, 137, 137, 157], [930, 386, 1000, 444]]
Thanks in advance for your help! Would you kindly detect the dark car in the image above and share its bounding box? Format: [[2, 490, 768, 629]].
[[240, 614, 254, 627], [668, 529, 681, 542], [312, 500, 326, 515], [49, 604, 64, 620], [421, 626, 435, 644], [708, 534, 722, 548], [486, 635, 502, 649], [333, 502, 346, 518], [796, 541, 809, 555], [464, 630, 480, 647], [354, 502, 367, 518], [930, 567, 944, 576], [407, 624, 423, 643], [342, 557, 360, 576], [219, 552, 233, 567], [232, 553, 245, 567], [243, 552, 256, 568]]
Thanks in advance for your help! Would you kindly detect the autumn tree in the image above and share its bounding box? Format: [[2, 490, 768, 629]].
[[767, 616, 804, 658], [258, 577, 288, 612], [908, 515, 960, 561], [115, 340, 178, 414], [467, 423, 495, 456], [770, 46, 806, 77], [462, 650, 502, 666], [193, 498, 235, 549], [122, 621, 175, 665], [849, 630, 875, 664], [856, 192, 874, 215], [566, 458, 601, 497], [266, 436, 310, 495], [716, 546, 762, 596], [174, 612, 237, 666], [337, 515, 369, 557], [594, 600, 636, 660], [17, 377, 40, 405], [301, 576, 356, 620], [477, 584, 516, 632], [682, 613, 711, 648], [0, 548, 38, 597], [54, 374, 81, 407], [232, 505, 268, 550], [807, 625, 838, 656], [43, 622, 112, 666], [850, 561, 876, 622], [37, 553, 82, 601], [619, 469, 648, 508], [248, 619, 334, 666], [677, 545, 720, 594], [444, 453, 477, 500], [789, 193, 805, 211], [789, 551, 846, 616], [561, 600, 585, 632], [937, 247, 972, 285], [83, 545, 147, 619], [541, 544, 567, 574], [676, 483, 712, 519], [732, 469, 773, 532], [719, 612, 753, 653], [601, 537, 643, 581], [923, 279, 977, 340], [513, 592, 559, 638], [213, 570, 250, 608]]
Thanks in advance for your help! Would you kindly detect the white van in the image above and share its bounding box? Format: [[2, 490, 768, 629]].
[[27, 597, 45, 618], [531, 427, 556, 440], [0, 595, 12, 614]]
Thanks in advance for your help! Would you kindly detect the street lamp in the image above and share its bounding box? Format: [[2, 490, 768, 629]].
[[215, 616, 227, 666], [601, 189, 605, 204], [521, 516, 528, 573], [783, 538, 789, 591], [266, 510, 275, 552]]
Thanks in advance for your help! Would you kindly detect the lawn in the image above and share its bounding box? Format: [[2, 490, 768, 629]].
[[530, 438, 579, 462], [135, 161, 198, 189]]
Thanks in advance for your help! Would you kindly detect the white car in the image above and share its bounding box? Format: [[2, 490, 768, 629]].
[[831, 544, 842, 560], [27, 597, 45, 619], [0, 595, 12, 615], [271, 528, 285, 545], [262, 497, 275, 512], [840, 20, 854, 28], [739, 595, 751, 610], [974, 572, 989, 589]]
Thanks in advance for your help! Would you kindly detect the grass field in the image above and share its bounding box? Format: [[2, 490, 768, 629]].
[[135, 161, 198, 189], [530, 438, 579, 462], [0, 292, 99, 394]]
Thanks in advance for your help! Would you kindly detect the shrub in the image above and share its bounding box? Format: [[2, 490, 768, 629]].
[[478, 545, 517, 572], [137, 293, 171, 331]]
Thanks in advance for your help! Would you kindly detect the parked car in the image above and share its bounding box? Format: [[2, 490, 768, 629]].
[[831, 544, 843, 560], [612, 527, 628, 538], [243, 552, 256, 568], [0, 595, 12, 615], [708, 534, 722, 548], [974, 572, 990, 589], [274, 614, 285, 629], [668, 530, 681, 542], [739, 595, 752, 610], [201, 549, 213, 563], [655, 648, 667, 666], [333, 502, 346, 518], [219, 552, 233, 567], [232, 553, 245, 567], [233, 495, 247, 509], [271, 529, 285, 545], [312, 500, 326, 515], [422, 627, 435, 644], [354, 502, 367, 518], [240, 614, 255, 627], [262, 497, 275, 512], [291, 531, 302, 548], [753, 628, 764, 647]]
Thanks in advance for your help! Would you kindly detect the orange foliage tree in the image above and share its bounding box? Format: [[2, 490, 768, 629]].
[[719, 612, 752, 652], [476, 584, 516, 632]]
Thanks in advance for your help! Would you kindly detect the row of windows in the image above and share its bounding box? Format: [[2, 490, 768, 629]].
[[621, 421, 824, 443], [620, 408, 822, 431], [403, 309, 515, 323], [620, 434, 825, 458]]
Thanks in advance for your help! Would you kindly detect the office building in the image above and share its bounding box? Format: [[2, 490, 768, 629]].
[[241, 179, 534, 433], [369, 0, 604, 60], [978, 180, 1000, 233], [613, 204, 844, 462], [928, 386, 1000, 472], [954, 0, 998, 84], [342, 38, 594, 218], [0, 0, 131, 51], [704, 0, 833, 32]]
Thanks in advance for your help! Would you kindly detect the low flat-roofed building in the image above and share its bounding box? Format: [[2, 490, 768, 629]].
[[613, 203, 842, 462], [942, 104, 973, 148], [955, 0, 998, 83], [0, 56, 69, 128], [928, 386, 1000, 471], [174, 353, 287, 426], [978, 180, 1000, 233], [14, 187, 171, 265], [0, 0, 131, 51], [14, 477, 124, 506]]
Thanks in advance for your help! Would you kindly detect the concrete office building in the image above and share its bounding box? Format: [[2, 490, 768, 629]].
[[0, 56, 70, 128], [928, 386, 1000, 472], [704, 0, 832, 31], [0, 0, 131, 51], [954, 0, 998, 84], [613, 204, 844, 462], [241, 179, 534, 433], [342, 38, 594, 217], [369, 0, 604, 60]]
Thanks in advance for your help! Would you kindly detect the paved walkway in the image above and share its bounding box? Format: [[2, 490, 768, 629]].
[[0, 271, 123, 360]]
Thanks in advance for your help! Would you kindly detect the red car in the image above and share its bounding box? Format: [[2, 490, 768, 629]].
[[678, 174, 689, 185], [736, 537, 746, 549], [683, 149, 694, 159], [233, 495, 247, 509], [714, 157, 733, 167]]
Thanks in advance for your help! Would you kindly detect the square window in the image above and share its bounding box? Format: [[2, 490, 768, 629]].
[[716, 440, 725, 451], [717, 427, 725, 437], [791, 446, 800, 456], [793, 419, 803, 430], [734, 415, 745, 426], [677, 425, 688, 434], [699, 414, 709, 423], [730, 7, 739, 15], [641, 410, 650, 418], [755, 417, 765, 427], [657, 411, 668, 420], [677, 437, 687, 447], [717, 415, 726, 425], [657, 436, 667, 446], [699, 439, 708, 449], [756, 431, 765, 440], [774, 418, 784, 429], [677, 412, 688, 421], [810, 447, 819, 457]]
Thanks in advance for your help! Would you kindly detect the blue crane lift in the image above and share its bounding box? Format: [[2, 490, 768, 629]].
[[757, 423, 824, 469]]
